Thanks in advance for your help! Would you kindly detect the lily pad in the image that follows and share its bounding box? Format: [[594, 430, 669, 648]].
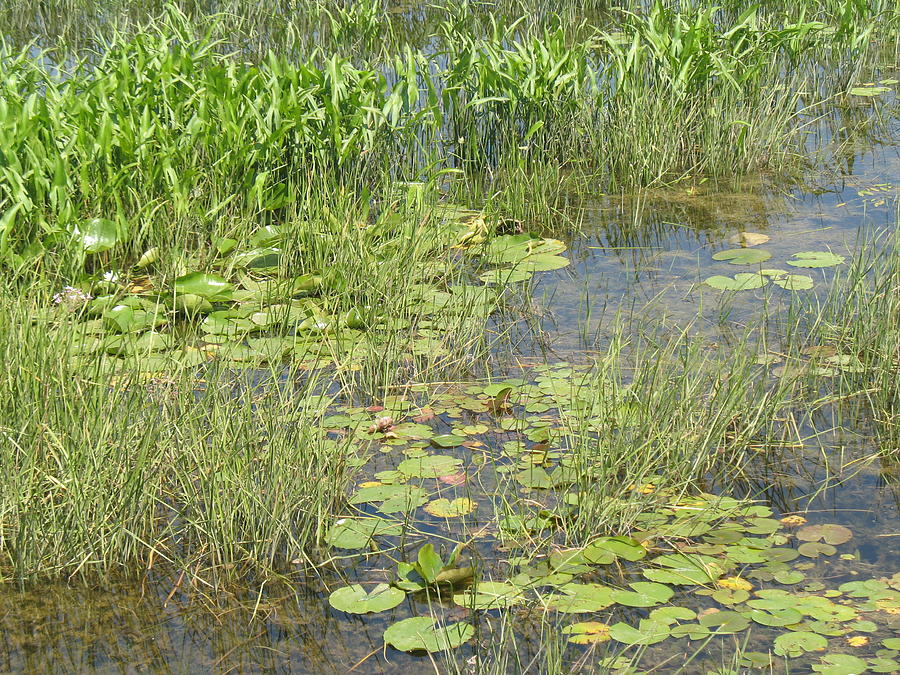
[[773, 274, 814, 290], [383, 617, 474, 652], [430, 434, 466, 448], [562, 621, 611, 644], [328, 583, 405, 614], [453, 581, 524, 609], [74, 218, 121, 253], [773, 631, 828, 657], [424, 498, 476, 518], [325, 517, 402, 549], [704, 273, 767, 290], [174, 272, 233, 299], [786, 251, 845, 268], [608, 619, 670, 645], [849, 86, 890, 96], [397, 455, 462, 478], [711, 249, 772, 265], [797, 524, 853, 546]]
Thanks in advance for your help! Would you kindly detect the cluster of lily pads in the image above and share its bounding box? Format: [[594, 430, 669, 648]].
[[309, 363, 898, 671], [42, 212, 571, 371], [703, 232, 845, 292]]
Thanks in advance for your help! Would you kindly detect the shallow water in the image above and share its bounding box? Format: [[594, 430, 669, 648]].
[[1, 10, 899, 674]]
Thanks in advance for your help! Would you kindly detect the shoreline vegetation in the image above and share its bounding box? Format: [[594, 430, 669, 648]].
[[0, 1, 898, 673]]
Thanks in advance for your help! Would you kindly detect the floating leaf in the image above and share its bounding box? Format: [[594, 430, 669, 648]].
[[328, 584, 405, 614], [611, 581, 673, 607], [562, 621, 611, 644], [773, 631, 828, 657], [430, 434, 466, 448], [325, 517, 402, 549], [453, 581, 524, 609], [608, 619, 670, 645], [397, 455, 462, 478], [349, 484, 428, 513], [174, 272, 233, 299], [479, 268, 533, 284], [74, 218, 121, 253], [798, 542, 837, 558], [383, 617, 473, 652], [699, 610, 751, 634], [704, 273, 767, 290], [773, 274, 814, 291], [712, 249, 772, 265], [812, 654, 868, 675], [547, 584, 616, 612], [797, 524, 853, 546], [849, 86, 890, 96], [786, 251, 845, 268], [728, 232, 770, 247], [424, 498, 476, 518]]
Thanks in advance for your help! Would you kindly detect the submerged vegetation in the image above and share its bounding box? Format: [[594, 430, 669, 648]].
[[0, 0, 898, 673]]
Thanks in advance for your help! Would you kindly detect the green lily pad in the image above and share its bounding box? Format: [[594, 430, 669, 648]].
[[608, 619, 670, 645], [773, 631, 828, 657], [74, 218, 121, 253], [424, 498, 476, 518], [479, 268, 533, 284], [704, 273, 767, 290], [349, 484, 428, 513], [773, 274, 814, 290], [798, 542, 837, 558], [430, 434, 466, 448], [797, 524, 853, 546], [383, 617, 473, 652], [562, 621, 611, 644], [849, 86, 890, 96], [812, 654, 868, 675], [397, 455, 462, 478], [712, 249, 772, 265], [453, 581, 524, 609], [698, 611, 751, 634], [328, 583, 405, 614], [548, 583, 616, 612], [325, 517, 402, 549], [611, 581, 674, 607], [786, 251, 845, 268], [174, 272, 233, 299]]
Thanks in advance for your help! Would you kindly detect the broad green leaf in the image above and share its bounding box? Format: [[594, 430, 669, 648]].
[[562, 621, 611, 644], [773, 631, 828, 657], [328, 584, 405, 614], [797, 524, 853, 545], [74, 218, 121, 253], [773, 274, 814, 290], [608, 619, 670, 645], [424, 498, 476, 517], [453, 581, 524, 609], [325, 517, 402, 549], [397, 455, 462, 478], [786, 251, 845, 268], [704, 273, 767, 290], [174, 272, 233, 299], [383, 617, 473, 652], [711, 249, 772, 265]]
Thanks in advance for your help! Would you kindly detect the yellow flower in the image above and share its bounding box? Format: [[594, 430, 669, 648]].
[[846, 636, 869, 647]]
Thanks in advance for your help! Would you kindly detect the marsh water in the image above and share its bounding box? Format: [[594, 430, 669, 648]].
[[0, 100, 895, 674], [2, 5, 899, 674]]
